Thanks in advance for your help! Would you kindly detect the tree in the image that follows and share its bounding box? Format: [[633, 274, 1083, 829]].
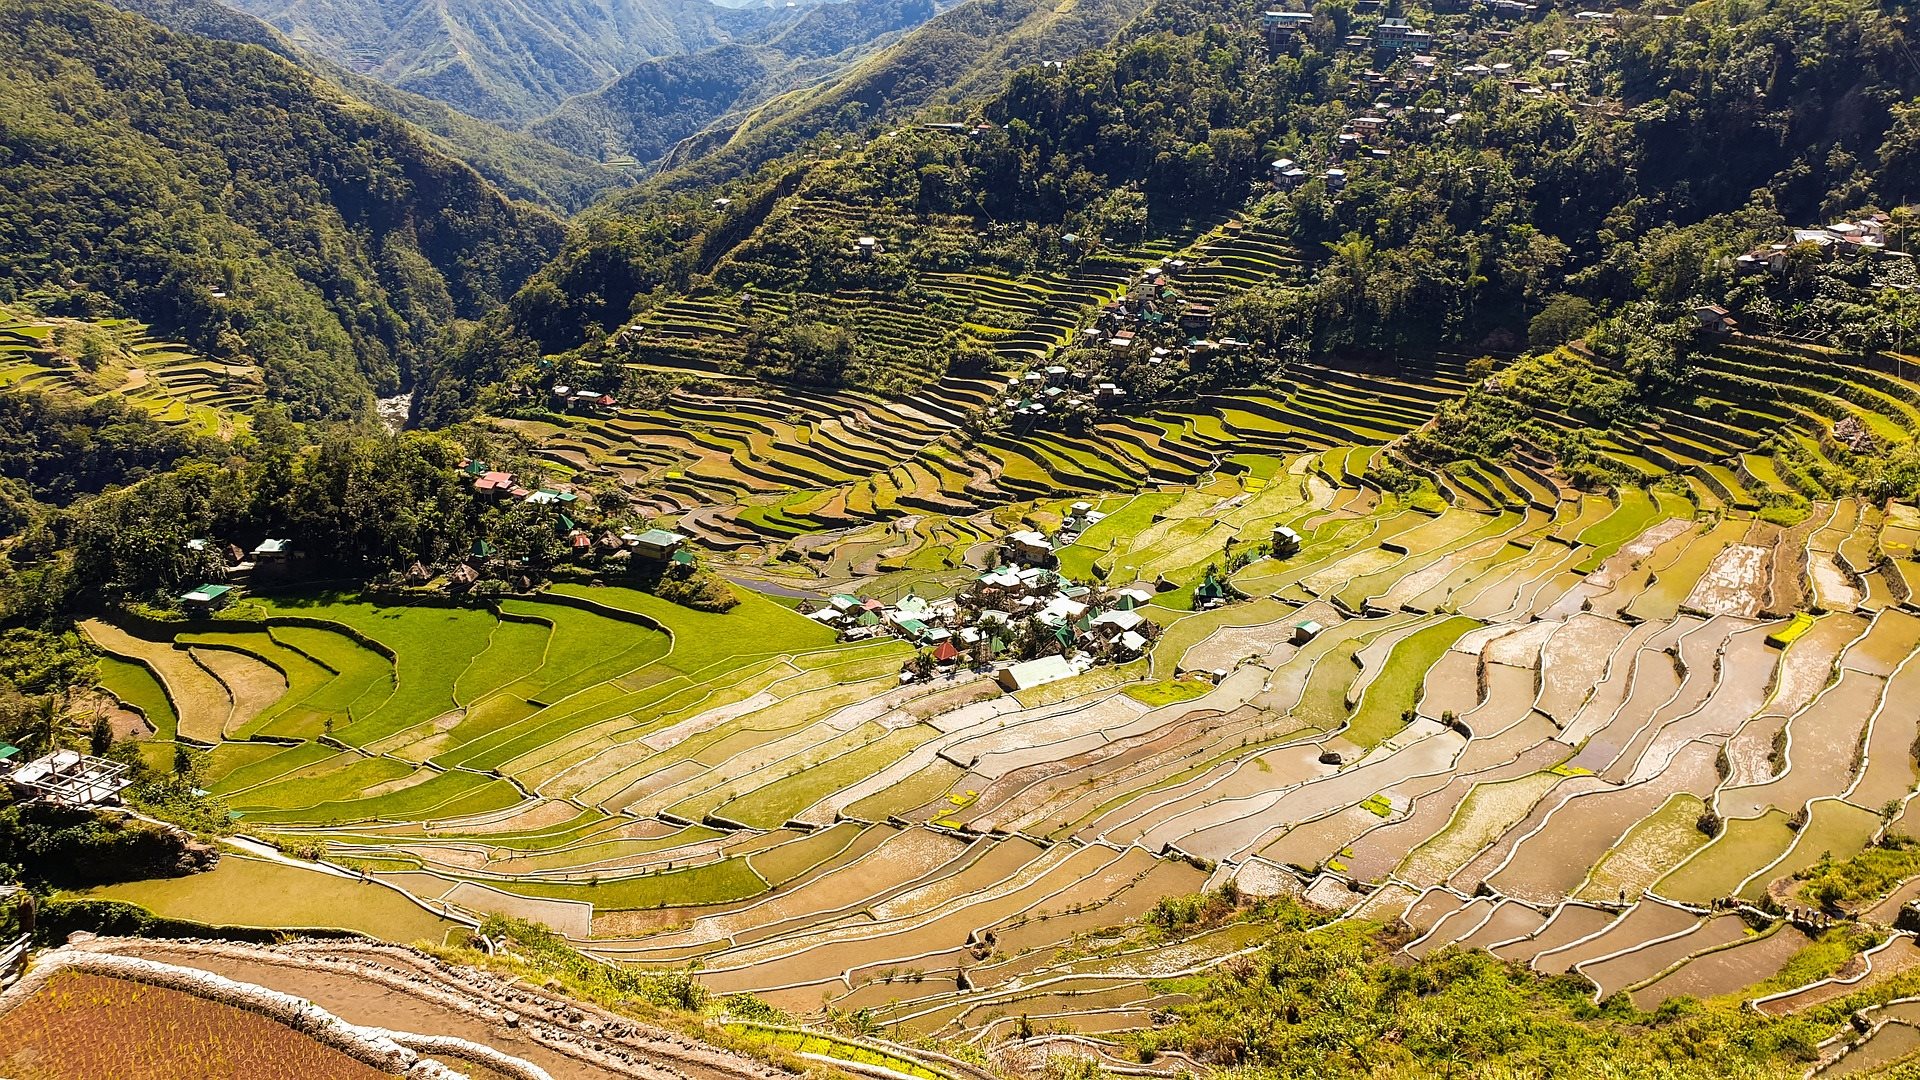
[[89, 715, 112, 756], [1528, 294, 1594, 347]]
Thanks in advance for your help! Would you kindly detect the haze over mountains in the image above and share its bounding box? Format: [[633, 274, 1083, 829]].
[[194, 0, 1140, 178], [218, 0, 804, 121]]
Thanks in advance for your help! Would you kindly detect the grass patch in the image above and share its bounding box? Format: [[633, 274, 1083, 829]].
[[1743, 923, 1885, 999], [225, 753, 413, 810], [1344, 615, 1479, 748], [726, 1023, 955, 1080], [1055, 492, 1182, 580], [491, 858, 766, 911], [546, 584, 839, 678], [844, 761, 965, 822], [712, 725, 937, 829], [454, 614, 552, 704], [97, 655, 177, 740], [267, 625, 395, 722], [1767, 612, 1817, 649], [252, 597, 497, 743], [1578, 794, 1710, 902], [746, 823, 865, 884], [70, 855, 460, 943], [1795, 833, 1920, 910], [1656, 810, 1795, 905], [1123, 675, 1216, 707], [239, 768, 522, 825], [205, 741, 336, 793]]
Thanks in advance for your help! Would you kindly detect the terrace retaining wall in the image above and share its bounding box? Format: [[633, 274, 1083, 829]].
[[0, 945, 497, 1079]]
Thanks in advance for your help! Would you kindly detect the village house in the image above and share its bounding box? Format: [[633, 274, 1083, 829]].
[[8, 749, 131, 807], [252, 538, 294, 563], [1261, 9, 1312, 31], [996, 654, 1080, 692], [1694, 304, 1738, 336], [628, 528, 689, 561], [1004, 529, 1055, 566], [550, 387, 618, 414], [1374, 17, 1431, 50], [178, 583, 235, 613], [1270, 158, 1309, 188], [472, 468, 517, 498]]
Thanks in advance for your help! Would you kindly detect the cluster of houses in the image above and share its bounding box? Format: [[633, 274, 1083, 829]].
[[1267, 0, 1612, 55], [548, 386, 619, 415], [806, 516, 1163, 691], [1096, 254, 1253, 347], [1737, 214, 1914, 275], [176, 464, 696, 610], [999, 364, 1130, 420], [435, 524, 691, 592], [176, 537, 301, 612], [1266, 61, 1604, 193], [998, 252, 1266, 421], [464, 460, 591, 506], [1261, 0, 1591, 55], [459, 457, 691, 571]]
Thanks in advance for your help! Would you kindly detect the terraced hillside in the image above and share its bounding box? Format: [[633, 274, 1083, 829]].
[[0, 311, 260, 436], [80, 438, 1920, 1061], [507, 201, 1416, 552]]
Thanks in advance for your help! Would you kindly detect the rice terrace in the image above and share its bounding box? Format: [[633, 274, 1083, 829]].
[[4, 0, 1920, 1075], [29, 308, 1920, 1076]]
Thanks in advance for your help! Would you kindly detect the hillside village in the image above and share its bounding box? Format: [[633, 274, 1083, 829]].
[[8, 0, 1920, 1077]]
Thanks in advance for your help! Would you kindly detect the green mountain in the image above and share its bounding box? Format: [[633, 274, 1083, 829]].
[[219, 0, 804, 122], [528, 0, 939, 167], [448, 0, 1915, 416], [104, 0, 629, 212], [0, 0, 566, 421], [655, 0, 1146, 186]]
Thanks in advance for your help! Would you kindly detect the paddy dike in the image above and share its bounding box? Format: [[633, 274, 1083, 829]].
[[57, 936, 796, 1080], [80, 475, 1920, 1044]]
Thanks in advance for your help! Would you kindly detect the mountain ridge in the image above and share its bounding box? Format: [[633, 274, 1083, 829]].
[[104, 0, 630, 211], [0, 0, 566, 420], [220, 0, 806, 121], [527, 0, 939, 167]]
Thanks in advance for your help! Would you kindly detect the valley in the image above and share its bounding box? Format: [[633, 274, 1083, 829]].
[[2, 0, 1920, 1077]]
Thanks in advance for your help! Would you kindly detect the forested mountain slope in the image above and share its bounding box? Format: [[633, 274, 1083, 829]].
[[219, 0, 803, 121], [528, 0, 940, 167], [654, 0, 1148, 186], [104, 0, 628, 211], [0, 0, 566, 421], [440, 0, 1915, 419]]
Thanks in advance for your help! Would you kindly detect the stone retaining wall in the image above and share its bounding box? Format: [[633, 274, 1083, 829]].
[[0, 945, 511, 1079]]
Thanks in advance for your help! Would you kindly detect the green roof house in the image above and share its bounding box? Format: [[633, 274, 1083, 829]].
[[631, 528, 689, 561], [179, 583, 235, 612]]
